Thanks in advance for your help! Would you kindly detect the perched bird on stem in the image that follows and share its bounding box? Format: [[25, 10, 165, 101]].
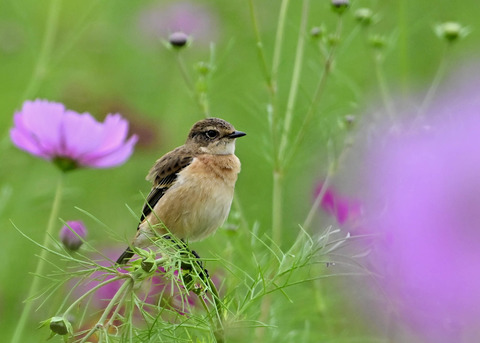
[[116, 118, 246, 265]]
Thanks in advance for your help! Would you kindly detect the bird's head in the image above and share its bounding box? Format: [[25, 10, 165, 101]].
[[186, 118, 246, 155]]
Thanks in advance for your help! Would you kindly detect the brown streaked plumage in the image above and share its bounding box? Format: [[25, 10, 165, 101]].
[[116, 118, 246, 264]]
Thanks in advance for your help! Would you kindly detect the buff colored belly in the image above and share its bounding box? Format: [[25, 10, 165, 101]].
[[136, 154, 239, 245]]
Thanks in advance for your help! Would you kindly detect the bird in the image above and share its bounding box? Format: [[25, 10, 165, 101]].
[[116, 117, 246, 265]]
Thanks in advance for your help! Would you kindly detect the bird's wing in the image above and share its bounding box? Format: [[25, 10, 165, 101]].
[[139, 146, 194, 223]]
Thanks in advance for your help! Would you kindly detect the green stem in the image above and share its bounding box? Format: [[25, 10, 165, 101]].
[[11, 175, 64, 343], [21, 0, 61, 102], [207, 277, 223, 322], [418, 44, 449, 116], [247, 0, 273, 93], [79, 278, 133, 343], [271, 0, 291, 90], [254, 294, 272, 343], [302, 165, 333, 230], [373, 49, 395, 119], [397, 0, 410, 95], [105, 280, 131, 328], [277, 0, 310, 162], [271, 0, 309, 250], [175, 51, 195, 92], [302, 134, 352, 231], [271, 170, 283, 246], [283, 14, 343, 169], [174, 50, 211, 118], [62, 275, 125, 317]]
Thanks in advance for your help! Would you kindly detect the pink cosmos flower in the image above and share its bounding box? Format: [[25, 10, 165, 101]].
[[137, 1, 219, 46], [10, 99, 138, 171], [70, 249, 127, 311], [59, 221, 87, 251], [357, 71, 480, 341], [314, 182, 362, 225]]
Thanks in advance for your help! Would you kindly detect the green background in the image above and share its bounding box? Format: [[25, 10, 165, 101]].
[[1, 0, 479, 341]]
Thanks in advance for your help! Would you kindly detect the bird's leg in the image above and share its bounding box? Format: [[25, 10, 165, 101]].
[[190, 249, 210, 279], [162, 236, 209, 281]]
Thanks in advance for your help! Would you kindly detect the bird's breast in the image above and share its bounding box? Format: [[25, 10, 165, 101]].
[[151, 154, 241, 241]]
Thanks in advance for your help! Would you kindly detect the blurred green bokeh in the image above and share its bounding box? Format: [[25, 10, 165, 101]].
[[1, 0, 479, 341]]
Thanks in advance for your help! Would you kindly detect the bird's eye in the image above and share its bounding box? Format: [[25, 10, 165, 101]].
[[205, 130, 219, 139]]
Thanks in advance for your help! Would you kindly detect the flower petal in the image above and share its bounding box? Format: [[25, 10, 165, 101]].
[[81, 134, 138, 168], [10, 99, 138, 170], [10, 125, 49, 158], [60, 110, 103, 158], [94, 114, 129, 155], [18, 100, 65, 156]]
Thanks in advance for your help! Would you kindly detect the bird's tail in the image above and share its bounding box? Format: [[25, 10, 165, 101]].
[[116, 247, 134, 265]]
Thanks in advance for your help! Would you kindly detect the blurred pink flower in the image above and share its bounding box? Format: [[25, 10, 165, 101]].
[[10, 99, 138, 171], [141, 269, 197, 315], [362, 76, 480, 341], [314, 182, 362, 225], [59, 221, 87, 251], [70, 249, 127, 310], [137, 1, 218, 46], [72, 249, 199, 316]]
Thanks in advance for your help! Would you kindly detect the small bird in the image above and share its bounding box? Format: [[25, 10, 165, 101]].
[[116, 118, 246, 264]]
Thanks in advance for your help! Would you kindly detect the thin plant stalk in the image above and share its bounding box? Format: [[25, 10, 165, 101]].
[[175, 51, 195, 93], [303, 135, 352, 231], [247, 0, 273, 93], [271, 170, 283, 246], [173, 48, 211, 118], [271, 0, 291, 90], [254, 2, 310, 341], [272, 0, 310, 249], [21, 0, 62, 102], [373, 48, 395, 119], [62, 276, 125, 317], [417, 43, 449, 116], [284, 14, 344, 169], [277, 0, 310, 163], [302, 164, 334, 231], [79, 278, 133, 343], [11, 175, 64, 343], [397, 0, 410, 95]]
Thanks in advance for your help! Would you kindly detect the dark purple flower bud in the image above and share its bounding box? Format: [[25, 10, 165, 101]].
[[59, 221, 87, 251], [331, 0, 349, 15], [169, 31, 189, 48]]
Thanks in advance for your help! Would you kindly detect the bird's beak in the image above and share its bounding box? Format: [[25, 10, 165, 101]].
[[228, 131, 246, 138]]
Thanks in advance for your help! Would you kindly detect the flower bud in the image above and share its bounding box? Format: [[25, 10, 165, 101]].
[[330, 0, 349, 15], [49, 316, 71, 336], [369, 34, 386, 49], [59, 221, 87, 251], [355, 8, 373, 26], [344, 114, 356, 128], [141, 257, 156, 273], [169, 31, 189, 48], [195, 61, 211, 76], [435, 22, 469, 43], [327, 33, 340, 47], [310, 26, 325, 39]]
